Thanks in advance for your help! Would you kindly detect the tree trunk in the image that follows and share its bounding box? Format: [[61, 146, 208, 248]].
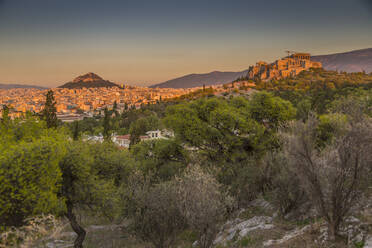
[[66, 201, 86, 248], [328, 222, 336, 242]]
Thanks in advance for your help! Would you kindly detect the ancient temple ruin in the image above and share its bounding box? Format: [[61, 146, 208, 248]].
[[247, 52, 322, 80]]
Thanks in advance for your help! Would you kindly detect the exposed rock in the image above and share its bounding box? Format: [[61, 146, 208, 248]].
[[315, 217, 371, 247], [46, 239, 74, 248], [263, 224, 312, 247], [364, 236, 372, 248], [341, 217, 370, 247], [316, 225, 329, 245], [214, 216, 274, 245]]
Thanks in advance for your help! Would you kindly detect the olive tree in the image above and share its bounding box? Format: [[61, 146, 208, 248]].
[[175, 165, 234, 248], [125, 173, 186, 248], [281, 116, 372, 240], [263, 151, 307, 217]]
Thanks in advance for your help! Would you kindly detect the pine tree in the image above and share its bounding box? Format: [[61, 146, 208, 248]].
[[72, 121, 80, 141], [113, 101, 119, 117], [113, 101, 118, 112], [1, 105, 10, 125], [42, 90, 58, 128], [103, 107, 111, 141]]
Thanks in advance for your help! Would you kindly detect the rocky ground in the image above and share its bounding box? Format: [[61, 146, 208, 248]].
[[32, 190, 372, 248], [212, 191, 372, 248]]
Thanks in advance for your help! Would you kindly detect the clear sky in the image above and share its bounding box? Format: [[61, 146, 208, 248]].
[[0, 0, 371, 87]]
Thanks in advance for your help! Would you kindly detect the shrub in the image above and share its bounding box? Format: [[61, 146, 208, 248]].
[[222, 159, 262, 207], [264, 151, 307, 217], [175, 165, 234, 248], [125, 173, 186, 248]]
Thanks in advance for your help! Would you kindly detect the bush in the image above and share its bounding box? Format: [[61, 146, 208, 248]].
[[264, 152, 307, 217], [175, 165, 234, 248], [220, 159, 262, 207], [125, 173, 186, 248]]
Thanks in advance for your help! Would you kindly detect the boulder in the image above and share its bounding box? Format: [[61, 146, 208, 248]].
[[364, 236, 372, 248]]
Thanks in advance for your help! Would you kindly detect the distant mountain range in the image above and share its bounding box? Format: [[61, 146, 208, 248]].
[[58, 72, 119, 89], [149, 70, 250, 89], [151, 48, 372, 88], [0, 83, 47, 89], [311, 48, 372, 73]]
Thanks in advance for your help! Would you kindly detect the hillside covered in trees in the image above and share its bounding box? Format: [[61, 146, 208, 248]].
[[1, 69, 372, 248]]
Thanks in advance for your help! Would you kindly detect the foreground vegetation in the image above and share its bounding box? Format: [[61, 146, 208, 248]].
[[1, 69, 372, 247]]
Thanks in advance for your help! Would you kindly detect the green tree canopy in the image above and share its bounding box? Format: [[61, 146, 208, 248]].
[[0, 118, 66, 227], [131, 139, 188, 182], [164, 97, 266, 162], [248, 91, 296, 128]]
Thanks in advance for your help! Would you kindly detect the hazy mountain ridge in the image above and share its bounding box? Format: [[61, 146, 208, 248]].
[[59, 72, 119, 89], [0, 83, 47, 89], [311, 48, 372, 73], [151, 48, 372, 89], [150, 70, 250, 89]]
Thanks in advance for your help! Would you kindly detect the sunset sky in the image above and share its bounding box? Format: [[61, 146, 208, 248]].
[[0, 0, 371, 87]]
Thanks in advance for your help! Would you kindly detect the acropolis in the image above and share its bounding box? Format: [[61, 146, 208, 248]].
[[247, 52, 322, 81]]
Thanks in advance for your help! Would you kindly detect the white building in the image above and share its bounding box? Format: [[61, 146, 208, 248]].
[[113, 134, 131, 148], [113, 129, 174, 148]]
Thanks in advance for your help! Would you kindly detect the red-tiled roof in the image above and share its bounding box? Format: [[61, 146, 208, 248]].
[[116, 134, 131, 139]]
